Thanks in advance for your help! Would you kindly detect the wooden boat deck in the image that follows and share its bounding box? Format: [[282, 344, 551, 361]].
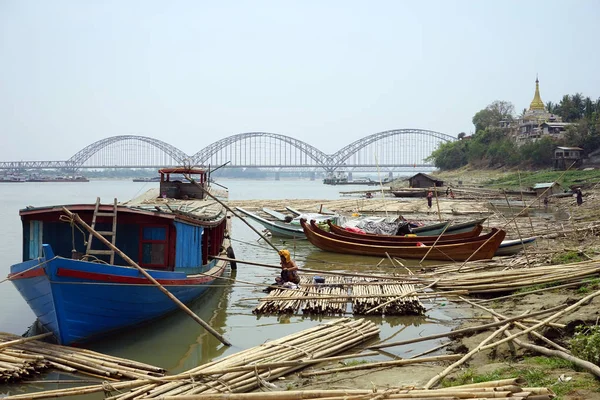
[[253, 275, 425, 316]]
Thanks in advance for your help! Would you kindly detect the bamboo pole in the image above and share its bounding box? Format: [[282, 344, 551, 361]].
[[478, 287, 600, 352], [368, 304, 565, 349], [423, 314, 519, 389], [0, 333, 52, 350], [460, 297, 570, 353], [61, 207, 231, 347], [213, 256, 427, 283], [433, 186, 442, 221], [500, 322, 600, 379], [184, 174, 280, 253], [300, 354, 463, 377], [503, 190, 531, 267]]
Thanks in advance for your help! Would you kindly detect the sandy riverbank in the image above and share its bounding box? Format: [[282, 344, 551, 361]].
[[252, 170, 600, 400]]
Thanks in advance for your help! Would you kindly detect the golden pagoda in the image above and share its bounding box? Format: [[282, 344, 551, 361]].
[[529, 76, 545, 111]]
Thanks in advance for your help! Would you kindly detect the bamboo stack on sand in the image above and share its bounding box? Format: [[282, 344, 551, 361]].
[[37, 318, 377, 400], [432, 261, 600, 294], [152, 377, 554, 399], [0, 332, 165, 384]]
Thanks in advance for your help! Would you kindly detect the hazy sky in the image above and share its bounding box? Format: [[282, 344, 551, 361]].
[[1, 0, 599, 161]]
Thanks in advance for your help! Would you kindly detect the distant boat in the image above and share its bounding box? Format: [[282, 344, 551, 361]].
[[0, 175, 26, 183], [132, 176, 161, 182], [323, 177, 378, 185], [27, 176, 89, 183]]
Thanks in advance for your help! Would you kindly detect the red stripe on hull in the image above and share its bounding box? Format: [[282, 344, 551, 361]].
[[8, 268, 46, 280], [56, 267, 222, 285]]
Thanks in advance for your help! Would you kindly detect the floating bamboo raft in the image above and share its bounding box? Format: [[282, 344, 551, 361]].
[[253, 276, 426, 316], [0, 332, 165, 384]]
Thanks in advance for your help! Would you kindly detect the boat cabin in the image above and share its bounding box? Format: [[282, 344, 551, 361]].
[[19, 168, 227, 273], [159, 167, 207, 199]]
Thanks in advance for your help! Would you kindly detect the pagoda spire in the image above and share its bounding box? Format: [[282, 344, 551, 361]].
[[529, 75, 545, 111]]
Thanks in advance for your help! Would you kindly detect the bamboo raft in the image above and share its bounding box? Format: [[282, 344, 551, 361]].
[[0, 332, 165, 384], [253, 276, 426, 316]]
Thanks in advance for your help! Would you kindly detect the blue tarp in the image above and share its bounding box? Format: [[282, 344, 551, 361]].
[[174, 221, 203, 269]]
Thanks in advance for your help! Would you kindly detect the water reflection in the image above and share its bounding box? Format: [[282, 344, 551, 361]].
[[87, 269, 236, 373]]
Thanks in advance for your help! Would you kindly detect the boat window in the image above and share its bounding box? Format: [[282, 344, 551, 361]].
[[29, 220, 43, 259], [140, 226, 168, 267]]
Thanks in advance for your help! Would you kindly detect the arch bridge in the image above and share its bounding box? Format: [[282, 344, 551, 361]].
[[0, 129, 455, 172]]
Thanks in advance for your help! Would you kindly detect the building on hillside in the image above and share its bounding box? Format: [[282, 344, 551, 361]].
[[553, 146, 583, 170], [509, 77, 573, 144], [407, 173, 444, 188]]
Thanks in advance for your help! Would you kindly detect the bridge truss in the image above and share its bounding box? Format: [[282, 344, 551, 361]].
[[0, 130, 455, 172]]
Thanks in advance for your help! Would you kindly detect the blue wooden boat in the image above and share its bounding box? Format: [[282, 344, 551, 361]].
[[8, 168, 233, 346]]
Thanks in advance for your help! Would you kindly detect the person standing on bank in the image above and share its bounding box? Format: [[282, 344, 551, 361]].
[[576, 188, 583, 206], [426, 191, 433, 209], [276, 250, 300, 285]]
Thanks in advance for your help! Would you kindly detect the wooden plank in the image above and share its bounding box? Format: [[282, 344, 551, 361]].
[[262, 207, 287, 222]]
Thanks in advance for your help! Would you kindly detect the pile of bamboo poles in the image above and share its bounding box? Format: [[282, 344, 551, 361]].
[[302, 276, 348, 315], [253, 276, 426, 316], [4, 318, 378, 400], [353, 281, 426, 316], [146, 378, 554, 399], [432, 261, 600, 294], [0, 332, 165, 384]]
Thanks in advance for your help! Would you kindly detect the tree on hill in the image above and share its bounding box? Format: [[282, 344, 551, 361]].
[[472, 100, 515, 132]]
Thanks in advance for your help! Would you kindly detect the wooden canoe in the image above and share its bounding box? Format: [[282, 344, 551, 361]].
[[301, 219, 505, 261], [327, 220, 483, 242], [235, 207, 306, 239]]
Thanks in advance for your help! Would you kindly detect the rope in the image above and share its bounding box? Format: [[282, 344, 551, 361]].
[[59, 214, 88, 248], [101, 381, 123, 396], [0, 257, 58, 285]]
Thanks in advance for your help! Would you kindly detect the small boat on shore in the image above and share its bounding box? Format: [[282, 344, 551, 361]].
[[236, 207, 306, 239], [301, 219, 505, 261], [494, 237, 537, 256], [391, 189, 427, 198], [8, 167, 233, 346]]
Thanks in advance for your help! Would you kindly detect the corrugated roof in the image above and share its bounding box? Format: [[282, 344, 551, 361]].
[[532, 182, 560, 189], [556, 146, 583, 151]]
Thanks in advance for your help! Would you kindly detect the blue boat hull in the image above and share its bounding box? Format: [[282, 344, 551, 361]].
[[10, 246, 226, 345]]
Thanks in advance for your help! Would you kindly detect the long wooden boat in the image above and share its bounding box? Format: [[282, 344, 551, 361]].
[[327, 220, 483, 242], [391, 189, 427, 198], [8, 168, 233, 346], [236, 207, 306, 239], [318, 220, 485, 246], [301, 219, 505, 261], [494, 237, 536, 256]]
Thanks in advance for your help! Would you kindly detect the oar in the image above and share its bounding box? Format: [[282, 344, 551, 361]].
[[61, 207, 231, 347]]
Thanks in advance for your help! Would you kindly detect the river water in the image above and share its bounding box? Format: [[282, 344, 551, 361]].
[[0, 179, 461, 397]]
